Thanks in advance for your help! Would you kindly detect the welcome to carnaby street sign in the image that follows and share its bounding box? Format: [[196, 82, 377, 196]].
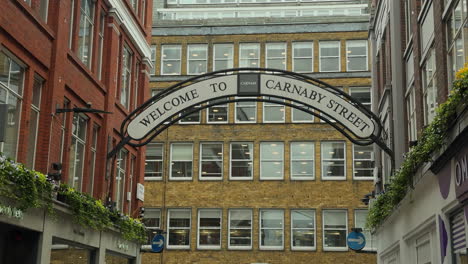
[[109, 68, 389, 161]]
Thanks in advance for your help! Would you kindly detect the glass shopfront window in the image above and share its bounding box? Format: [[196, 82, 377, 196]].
[[51, 238, 96, 264]]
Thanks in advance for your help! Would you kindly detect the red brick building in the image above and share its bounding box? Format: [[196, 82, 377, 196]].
[[0, 0, 153, 262]]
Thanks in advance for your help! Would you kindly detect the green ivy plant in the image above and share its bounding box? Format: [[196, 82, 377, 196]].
[[367, 67, 468, 229], [0, 156, 146, 243]]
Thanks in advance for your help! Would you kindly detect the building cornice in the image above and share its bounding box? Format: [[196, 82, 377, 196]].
[[107, 0, 152, 68]]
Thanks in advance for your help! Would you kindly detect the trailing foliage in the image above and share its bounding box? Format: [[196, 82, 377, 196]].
[[0, 156, 146, 243], [0, 156, 54, 211], [367, 67, 468, 229]]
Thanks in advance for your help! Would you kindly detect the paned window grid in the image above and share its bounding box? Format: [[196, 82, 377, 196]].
[[207, 99, 228, 123], [150, 45, 157, 75], [349, 87, 371, 111], [239, 43, 260, 67], [319, 41, 340, 72], [161, 45, 182, 75], [235, 98, 257, 123], [415, 233, 432, 264], [97, 11, 105, 80], [292, 42, 313, 73], [346, 40, 368, 71], [291, 209, 316, 250], [143, 208, 161, 245], [354, 209, 375, 251], [230, 142, 254, 180], [213, 44, 234, 71], [167, 209, 191, 249], [228, 209, 253, 250], [263, 97, 285, 123], [179, 105, 201, 124], [321, 141, 346, 180], [0, 51, 26, 160], [422, 47, 437, 125], [291, 102, 314, 123], [260, 142, 284, 180], [169, 143, 193, 180], [87, 125, 99, 194], [68, 113, 87, 191], [145, 143, 164, 180], [352, 144, 374, 180], [200, 143, 223, 180], [322, 210, 348, 251], [116, 149, 127, 211], [120, 46, 132, 108], [259, 209, 284, 250], [406, 85, 417, 142], [77, 0, 95, 67], [266, 43, 287, 70], [197, 209, 222, 249], [26, 76, 43, 169], [290, 142, 315, 180], [187, 44, 208, 75], [446, 0, 467, 85]]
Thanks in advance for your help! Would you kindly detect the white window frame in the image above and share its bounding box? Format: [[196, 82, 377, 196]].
[[116, 148, 127, 211], [352, 144, 374, 180], [169, 143, 193, 180], [406, 84, 417, 142], [319, 41, 341, 72], [346, 40, 368, 72], [291, 209, 316, 251], [263, 97, 285, 123], [150, 44, 157, 75], [206, 100, 228, 124], [197, 209, 222, 250], [239, 43, 260, 67], [266, 42, 287, 70], [143, 208, 161, 246], [179, 105, 201, 124], [228, 209, 253, 250], [322, 209, 348, 251], [161, 45, 182, 75], [97, 10, 105, 81], [120, 45, 132, 109], [292, 42, 313, 73], [354, 209, 376, 251], [291, 102, 314, 123], [213, 43, 234, 71], [68, 113, 88, 191], [260, 142, 284, 180], [229, 142, 254, 180], [422, 46, 437, 125], [415, 233, 433, 264], [235, 97, 257, 123], [77, 0, 95, 68], [187, 44, 208, 75], [145, 143, 164, 181], [26, 76, 43, 169], [167, 209, 191, 249], [259, 209, 284, 250], [349, 87, 372, 110], [199, 142, 223, 180], [290, 142, 315, 180], [321, 141, 346, 180], [0, 50, 25, 160], [87, 124, 99, 194]]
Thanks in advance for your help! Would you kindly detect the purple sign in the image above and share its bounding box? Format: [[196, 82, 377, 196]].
[[455, 143, 468, 201]]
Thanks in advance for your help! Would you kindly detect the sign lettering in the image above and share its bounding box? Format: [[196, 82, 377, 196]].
[[455, 155, 468, 187], [127, 73, 375, 141]]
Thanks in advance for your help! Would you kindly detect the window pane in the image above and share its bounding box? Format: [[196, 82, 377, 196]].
[[323, 210, 347, 248], [322, 142, 345, 159], [240, 43, 260, 67], [236, 99, 256, 122], [172, 144, 193, 160], [188, 44, 207, 74], [201, 143, 223, 179], [162, 45, 181, 75], [168, 209, 191, 247], [231, 143, 252, 160], [145, 144, 163, 178], [199, 209, 221, 247], [214, 44, 233, 71], [260, 210, 283, 248]]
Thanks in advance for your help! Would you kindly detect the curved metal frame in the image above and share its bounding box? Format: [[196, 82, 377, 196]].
[[109, 68, 394, 171]]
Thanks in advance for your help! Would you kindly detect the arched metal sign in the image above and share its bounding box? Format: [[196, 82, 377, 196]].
[[109, 68, 393, 165]]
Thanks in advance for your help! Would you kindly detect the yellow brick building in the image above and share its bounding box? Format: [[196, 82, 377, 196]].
[[143, 1, 376, 263]]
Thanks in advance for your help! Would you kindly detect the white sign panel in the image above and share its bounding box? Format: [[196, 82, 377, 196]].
[[136, 183, 145, 201], [260, 75, 375, 138], [127, 75, 238, 140]]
